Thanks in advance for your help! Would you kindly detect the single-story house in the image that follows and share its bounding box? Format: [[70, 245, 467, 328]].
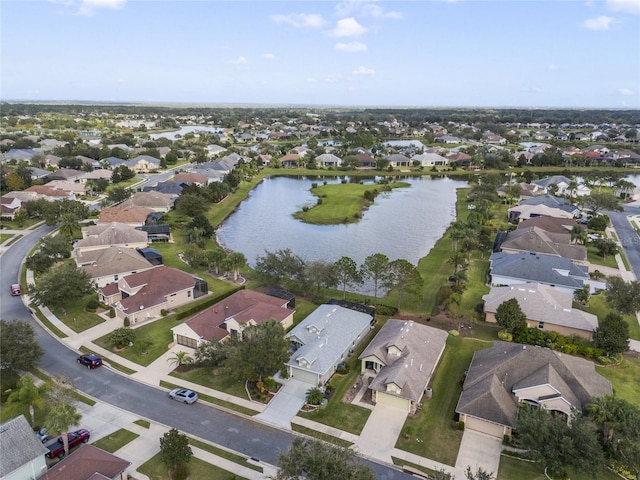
[[43, 444, 131, 480], [455, 342, 612, 438], [45, 180, 87, 195], [508, 204, 575, 224], [0, 415, 49, 480], [73, 246, 155, 288], [411, 153, 449, 168], [359, 319, 448, 413], [99, 266, 208, 323], [0, 196, 22, 220], [482, 283, 598, 339], [25, 185, 76, 201], [285, 305, 373, 385], [98, 205, 154, 226], [498, 226, 587, 264], [489, 252, 591, 294], [385, 154, 411, 168], [75, 222, 149, 253], [78, 169, 113, 184], [171, 289, 295, 348], [516, 216, 583, 235], [172, 172, 209, 186], [46, 168, 83, 182], [124, 155, 161, 172], [119, 191, 174, 213], [315, 153, 342, 168]]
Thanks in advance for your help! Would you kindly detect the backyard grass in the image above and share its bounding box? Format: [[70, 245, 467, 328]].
[[91, 428, 139, 453], [576, 292, 640, 340], [497, 454, 621, 480], [50, 292, 105, 333], [138, 453, 248, 480], [587, 245, 618, 269], [293, 180, 410, 225], [596, 354, 640, 408], [395, 335, 492, 466], [458, 256, 490, 321]]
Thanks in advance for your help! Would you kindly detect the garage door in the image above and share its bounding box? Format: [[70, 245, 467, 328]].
[[377, 392, 411, 411], [465, 416, 505, 437], [290, 368, 318, 385]]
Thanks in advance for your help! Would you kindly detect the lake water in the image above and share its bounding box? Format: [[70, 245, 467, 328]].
[[216, 175, 468, 269]]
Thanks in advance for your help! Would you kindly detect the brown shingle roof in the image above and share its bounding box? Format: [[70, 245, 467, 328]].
[[516, 216, 583, 234], [98, 205, 154, 224], [43, 444, 130, 480], [77, 223, 148, 249], [119, 266, 196, 312], [184, 289, 291, 341]]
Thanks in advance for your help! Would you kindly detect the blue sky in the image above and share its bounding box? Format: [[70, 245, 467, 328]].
[[2, 0, 639, 108]]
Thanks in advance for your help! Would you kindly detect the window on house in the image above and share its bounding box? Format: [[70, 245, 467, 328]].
[[538, 321, 545, 329], [114, 275, 118, 281], [187, 290, 191, 297]]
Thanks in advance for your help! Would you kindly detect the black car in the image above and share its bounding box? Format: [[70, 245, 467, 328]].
[[77, 353, 102, 368]]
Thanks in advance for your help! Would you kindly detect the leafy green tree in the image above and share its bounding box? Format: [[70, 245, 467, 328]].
[[58, 212, 82, 239], [30, 263, 95, 310], [176, 193, 207, 217], [45, 402, 82, 457], [605, 277, 640, 315], [303, 260, 338, 295], [334, 256, 362, 300], [0, 320, 44, 376], [184, 226, 206, 247], [593, 237, 618, 260], [495, 298, 527, 333], [186, 213, 214, 238], [255, 248, 306, 291], [361, 253, 391, 305], [107, 186, 132, 204], [571, 225, 587, 245], [5, 374, 46, 427], [160, 428, 193, 480], [15, 163, 33, 188], [109, 327, 136, 349], [387, 258, 424, 309], [580, 192, 623, 214], [222, 320, 289, 382], [276, 437, 375, 480], [593, 312, 629, 356], [465, 466, 494, 480], [573, 286, 590, 305]]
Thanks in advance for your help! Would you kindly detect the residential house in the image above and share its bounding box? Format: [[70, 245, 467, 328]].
[[46, 168, 83, 182], [455, 342, 612, 437], [496, 182, 542, 200], [43, 444, 131, 480], [99, 266, 208, 323], [435, 135, 461, 144], [206, 144, 227, 157], [102, 157, 128, 169], [98, 205, 154, 227], [482, 283, 598, 339], [516, 216, 583, 235], [531, 175, 572, 195], [73, 246, 155, 288], [25, 185, 75, 201], [76, 155, 101, 169], [518, 195, 581, 216], [498, 226, 587, 264], [359, 320, 448, 412], [75, 223, 149, 253], [315, 153, 342, 168], [484, 133, 507, 145], [45, 180, 87, 196], [119, 191, 174, 213], [285, 304, 373, 385], [278, 153, 300, 168], [173, 172, 209, 186], [489, 251, 591, 294], [411, 153, 449, 168], [78, 169, 113, 184], [385, 154, 411, 168], [125, 155, 161, 172], [171, 289, 295, 348], [508, 204, 576, 223], [43, 154, 62, 167], [143, 180, 190, 196], [0, 415, 49, 480], [0, 196, 22, 220], [355, 153, 376, 168]]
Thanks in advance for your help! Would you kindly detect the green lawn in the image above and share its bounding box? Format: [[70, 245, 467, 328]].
[[596, 354, 640, 408], [159, 380, 259, 416], [91, 428, 139, 453], [587, 245, 619, 269], [497, 454, 621, 480], [50, 293, 105, 333], [293, 181, 410, 225], [458, 256, 490, 320], [576, 292, 640, 340], [188, 437, 262, 473], [395, 336, 492, 466], [138, 453, 249, 480], [0, 217, 42, 230], [0, 233, 13, 243], [170, 367, 248, 400]]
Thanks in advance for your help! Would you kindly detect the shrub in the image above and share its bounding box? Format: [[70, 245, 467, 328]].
[[160, 309, 168, 317], [597, 356, 612, 365], [457, 421, 465, 430], [109, 307, 115, 318], [263, 377, 277, 392], [123, 317, 130, 327], [449, 330, 460, 337], [86, 299, 99, 312], [497, 330, 513, 342], [110, 327, 136, 348], [336, 362, 349, 375]]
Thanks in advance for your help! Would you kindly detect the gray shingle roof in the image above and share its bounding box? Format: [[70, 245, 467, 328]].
[[286, 305, 372, 377], [75, 246, 154, 279], [359, 319, 448, 403], [455, 342, 612, 427], [0, 415, 49, 477], [489, 252, 589, 290]]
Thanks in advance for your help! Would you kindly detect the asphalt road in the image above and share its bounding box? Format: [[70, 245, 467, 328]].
[[0, 226, 412, 479], [606, 204, 640, 279]]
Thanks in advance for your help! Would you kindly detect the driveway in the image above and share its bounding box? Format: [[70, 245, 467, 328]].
[[454, 429, 503, 479], [254, 379, 309, 430], [356, 404, 408, 463]]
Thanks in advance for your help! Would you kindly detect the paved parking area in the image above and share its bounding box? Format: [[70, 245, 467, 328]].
[[254, 378, 309, 430], [355, 404, 408, 463]]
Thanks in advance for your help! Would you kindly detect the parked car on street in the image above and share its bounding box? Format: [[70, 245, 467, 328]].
[[10, 283, 22, 295], [77, 354, 102, 369], [36, 427, 50, 443], [169, 388, 198, 404], [45, 429, 90, 458]]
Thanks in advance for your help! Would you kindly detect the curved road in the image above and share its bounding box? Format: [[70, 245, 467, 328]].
[[606, 204, 640, 279], [0, 226, 411, 480]]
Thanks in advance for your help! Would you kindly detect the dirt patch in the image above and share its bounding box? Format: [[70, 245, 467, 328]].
[[393, 307, 480, 338]]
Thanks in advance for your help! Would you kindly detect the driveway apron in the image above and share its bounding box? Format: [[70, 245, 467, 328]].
[[454, 429, 503, 478], [355, 404, 408, 463], [254, 378, 309, 430]]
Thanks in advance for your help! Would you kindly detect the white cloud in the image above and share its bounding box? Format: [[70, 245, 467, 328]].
[[583, 15, 614, 30], [270, 13, 326, 28], [323, 76, 341, 84], [335, 1, 403, 19], [547, 63, 559, 71], [307, 77, 318, 83], [229, 56, 248, 65], [607, 0, 640, 15], [262, 53, 275, 60], [331, 17, 368, 37], [617, 87, 635, 95], [352, 65, 375, 75], [75, 0, 126, 16], [334, 41, 368, 52]]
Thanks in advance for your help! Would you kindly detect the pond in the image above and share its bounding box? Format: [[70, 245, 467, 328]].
[[216, 175, 468, 271]]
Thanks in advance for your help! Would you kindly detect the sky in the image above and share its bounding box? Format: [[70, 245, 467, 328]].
[[1, 0, 639, 108]]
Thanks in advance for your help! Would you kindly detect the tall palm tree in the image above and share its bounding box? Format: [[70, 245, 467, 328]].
[[45, 402, 81, 457], [6, 375, 46, 427], [58, 212, 81, 239], [184, 226, 205, 247], [167, 351, 193, 368], [226, 252, 246, 282]]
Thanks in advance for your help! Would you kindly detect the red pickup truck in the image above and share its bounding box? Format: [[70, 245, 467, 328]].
[[45, 429, 90, 458]]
